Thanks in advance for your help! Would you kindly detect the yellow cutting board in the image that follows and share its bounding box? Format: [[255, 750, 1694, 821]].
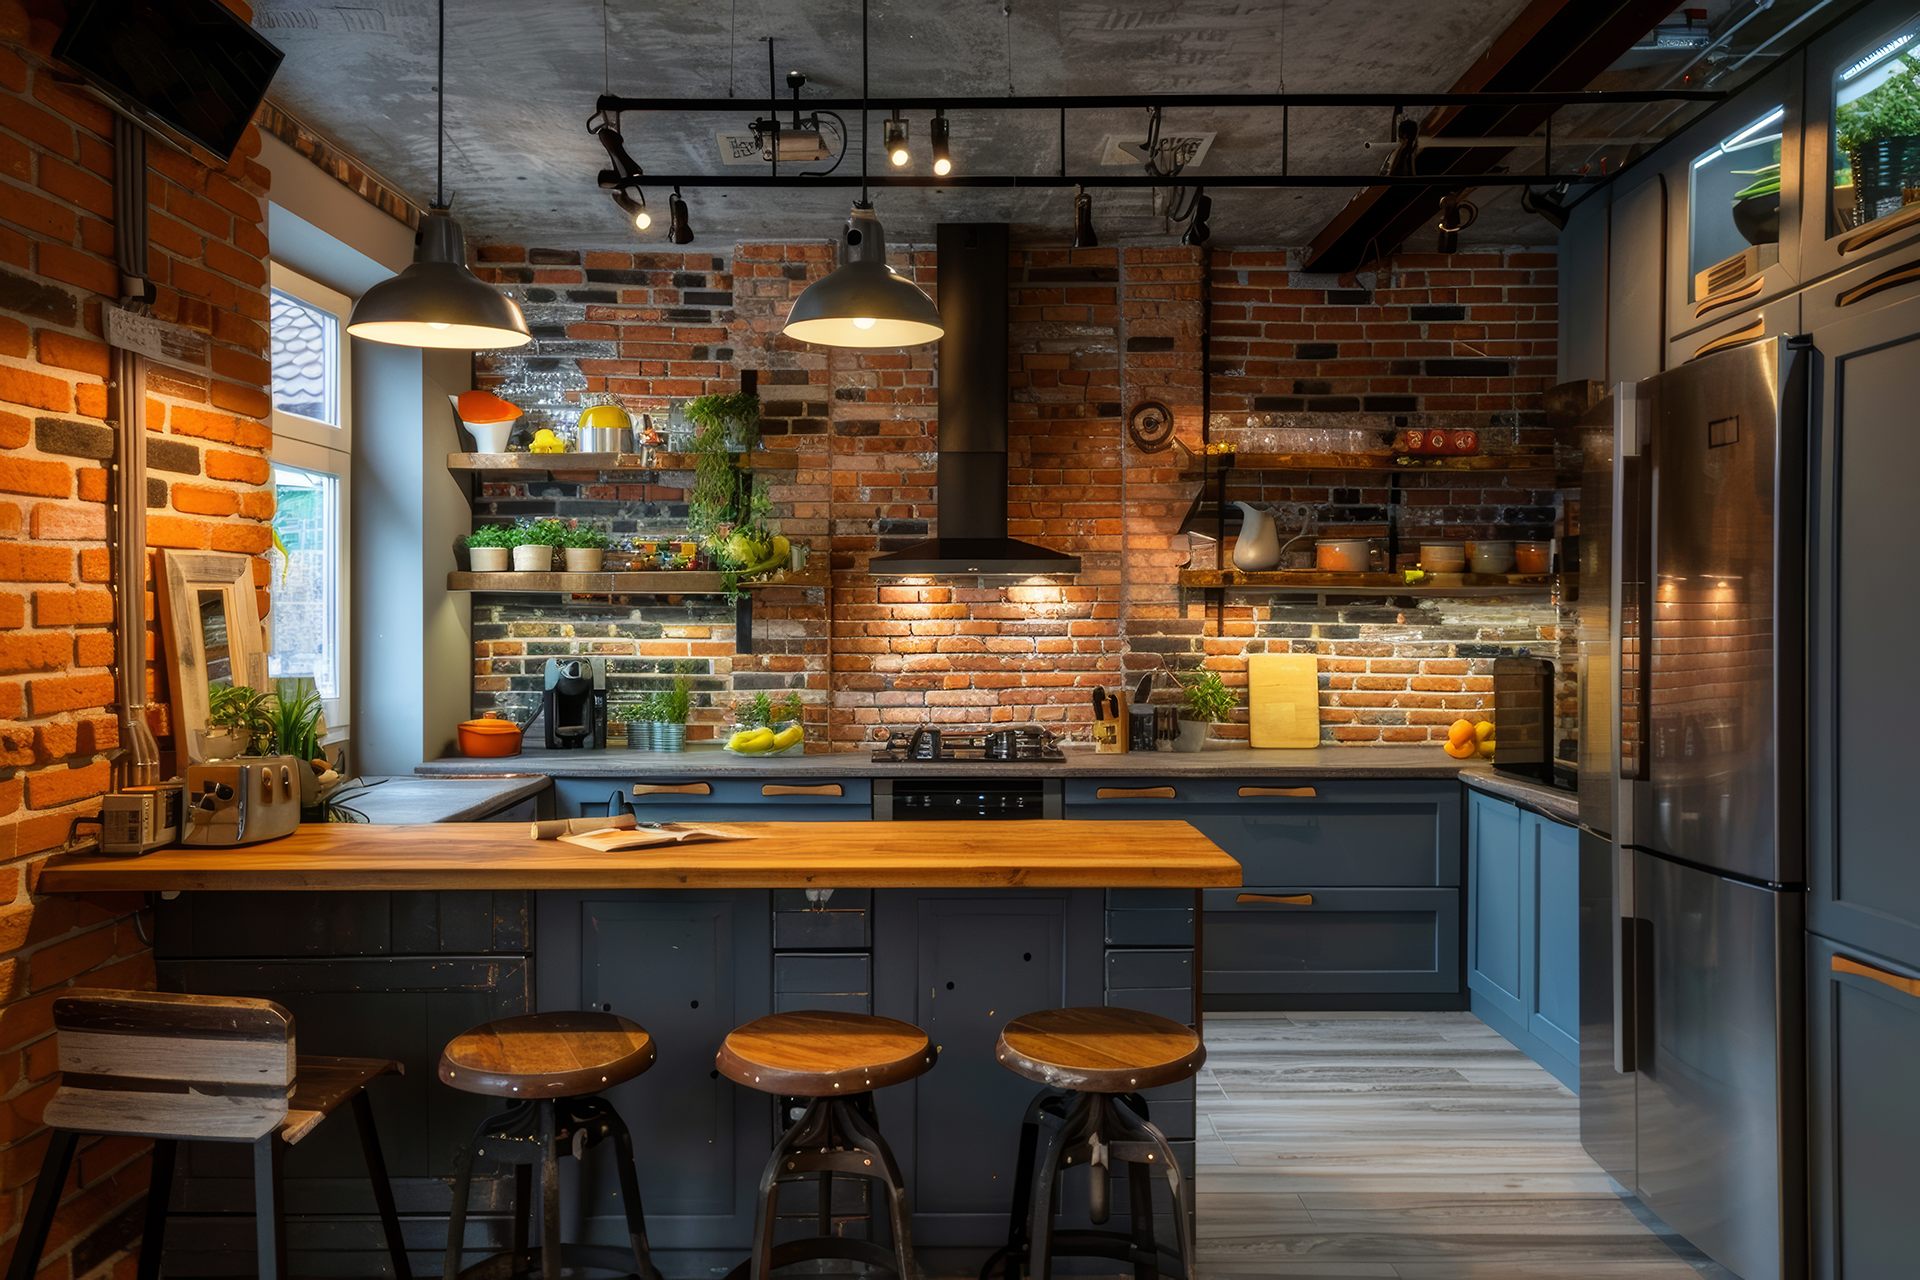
[[1248, 653, 1321, 748]]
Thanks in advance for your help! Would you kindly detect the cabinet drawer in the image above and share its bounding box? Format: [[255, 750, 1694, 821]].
[[774, 953, 870, 994], [776, 991, 869, 1014], [772, 889, 871, 949], [1105, 949, 1193, 989], [555, 778, 871, 820], [1107, 986, 1194, 1026], [1105, 909, 1194, 947], [1203, 886, 1460, 995]]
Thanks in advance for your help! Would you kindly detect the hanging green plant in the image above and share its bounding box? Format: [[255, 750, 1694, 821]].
[[684, 393, 758, 545]]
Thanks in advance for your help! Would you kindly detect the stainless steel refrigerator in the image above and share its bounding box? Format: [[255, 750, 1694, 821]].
[[1576, 336, 1807, 1280]]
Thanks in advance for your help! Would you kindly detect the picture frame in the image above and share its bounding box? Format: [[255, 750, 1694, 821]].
[[156, 549, 268, 765]]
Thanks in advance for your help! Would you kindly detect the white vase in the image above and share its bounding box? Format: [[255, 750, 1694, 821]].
[[512, 544, 553, 572], [1231, 502, 1281, 570], [469, 546, 510, 572], [564, 547, 604, 573], [1173, 718, 1209, 753]]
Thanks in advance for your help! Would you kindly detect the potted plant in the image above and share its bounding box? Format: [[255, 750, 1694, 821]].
[[202, 683, 272, 759], [510, 518, 566, 572], [613, 698, 654, 749], [465, 523, 514, 572], [685, 392, 759, 546], [1729, 156, 1781, 246], [1172, 669, 1235, 753], [263, 680, 332, 812], [1836, 51, 1920, 225], [561, 523, 609, 573], [656, 676, 692, 753]]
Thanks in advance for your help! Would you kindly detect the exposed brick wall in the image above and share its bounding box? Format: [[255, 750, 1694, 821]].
[[470, 238, 1563, 750], [0, 0, 276, 1272]]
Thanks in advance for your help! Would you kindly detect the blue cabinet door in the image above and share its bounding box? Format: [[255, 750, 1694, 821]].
[[1529, 815, 1581, 1068], [1468, 791, 1526, 1027]]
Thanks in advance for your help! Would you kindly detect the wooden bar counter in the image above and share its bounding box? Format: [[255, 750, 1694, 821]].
[[38, 819, 1241, 892]]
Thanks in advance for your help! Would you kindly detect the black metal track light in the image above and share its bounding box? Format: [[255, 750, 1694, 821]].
[[931, 110, 951, 176], [1072, 184, 1097, 248], [1519, 185, 1569, 231], [595, 119, 653, 231], [611, 187, 651, 231], [884, 112, 910, 166], [667, 186, 694, 243], [1180, 186, 1211, 246]]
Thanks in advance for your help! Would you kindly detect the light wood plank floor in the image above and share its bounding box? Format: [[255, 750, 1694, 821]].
[[1194, 1012, 1722, 1280]]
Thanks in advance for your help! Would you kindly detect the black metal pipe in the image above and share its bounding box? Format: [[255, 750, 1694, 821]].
[[589, 171, 1605, 189], [597, 89, 1721, 114], [935, 222, 1008, 541]]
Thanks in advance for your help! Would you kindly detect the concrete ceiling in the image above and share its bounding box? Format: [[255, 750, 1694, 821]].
[[253, 0, 1571, 253]]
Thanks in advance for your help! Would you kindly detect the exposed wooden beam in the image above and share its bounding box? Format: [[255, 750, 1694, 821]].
[[1302, 0, 1684, 273]]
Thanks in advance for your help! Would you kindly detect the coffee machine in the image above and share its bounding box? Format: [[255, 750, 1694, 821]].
[[543, 657, 607, 750]]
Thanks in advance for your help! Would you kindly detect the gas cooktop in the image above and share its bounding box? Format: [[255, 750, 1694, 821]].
[[870, 725, 1066, 764]]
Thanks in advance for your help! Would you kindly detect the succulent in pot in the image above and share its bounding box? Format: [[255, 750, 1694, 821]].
[[1172, 669, 1236, 753], [509, 518, 566, 572], [464, 523, 515, 572], [560, 523, 609, 573]]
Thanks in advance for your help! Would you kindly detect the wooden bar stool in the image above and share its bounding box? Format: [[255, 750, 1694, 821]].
[[715, 1010, 937, 1280], [980, 1007, 1203, 1280], [438, 1010, 663, 1280], [5, 989, 409, 1280]]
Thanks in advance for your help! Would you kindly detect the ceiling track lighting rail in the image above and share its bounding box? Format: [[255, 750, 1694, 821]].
[[594, 88, 1722, 114]]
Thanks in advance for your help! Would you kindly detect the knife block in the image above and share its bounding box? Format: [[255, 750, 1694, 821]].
[[1092, 691, 1129, 753]]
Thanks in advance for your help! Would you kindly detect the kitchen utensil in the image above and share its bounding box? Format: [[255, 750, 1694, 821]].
[[458, 713, 526, 757], [1230, 502, 1281, 570], [1249, 652, 1320, 748], [1515, 539, 1551, 574], [1133, 672, 1154, 707], [577, 398, 635, 453], [1314, 538, 1372, 572], [1092, 690, 1128, 753], [1419, 540, 1467, 572], [1468, 540, 1516, 573], [1091, 687, 1104, 720]]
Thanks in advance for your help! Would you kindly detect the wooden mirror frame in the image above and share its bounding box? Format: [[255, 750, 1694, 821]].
[[156, 549, 267, 765]]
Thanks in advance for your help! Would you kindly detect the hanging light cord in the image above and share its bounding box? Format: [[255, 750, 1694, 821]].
[[434, 0, 445, 209], [860, 0, 869, 204]]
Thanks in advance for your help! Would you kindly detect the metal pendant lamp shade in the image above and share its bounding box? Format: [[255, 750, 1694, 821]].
[[783, 205, 943, 349], [346, 210, 531, 350]]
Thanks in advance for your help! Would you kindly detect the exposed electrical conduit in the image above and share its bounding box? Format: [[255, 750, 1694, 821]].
[[110, 115, 161, 787]]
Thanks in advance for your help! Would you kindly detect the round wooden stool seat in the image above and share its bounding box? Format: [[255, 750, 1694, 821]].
[[439, 1011, 656, 1098], [995, 1006, 1203, 1093], [716, 1010, 935, 1097]]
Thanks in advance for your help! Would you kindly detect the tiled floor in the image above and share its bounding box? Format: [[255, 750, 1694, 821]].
[[1193, 1011, 1725, 1280]]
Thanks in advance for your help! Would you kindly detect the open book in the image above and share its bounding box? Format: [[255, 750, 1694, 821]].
[[532, 815, 756, 852]]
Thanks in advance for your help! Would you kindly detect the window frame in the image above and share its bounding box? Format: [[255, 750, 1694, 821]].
[[267, 261, 353, 741]]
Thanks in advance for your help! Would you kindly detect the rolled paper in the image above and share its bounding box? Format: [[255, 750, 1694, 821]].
[[531, 814, 638, 841]]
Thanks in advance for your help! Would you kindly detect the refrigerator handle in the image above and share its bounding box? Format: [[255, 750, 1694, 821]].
[[1608, 383, 1646, 1078], [1614, 844, 1637, 1074]]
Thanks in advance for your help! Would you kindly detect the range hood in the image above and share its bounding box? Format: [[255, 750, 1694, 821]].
[[867, 223, 1081, 577]]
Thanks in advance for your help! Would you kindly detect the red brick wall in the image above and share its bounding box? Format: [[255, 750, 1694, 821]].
[[473, 239, 1563, 749], [0, 0, 276, 1272]]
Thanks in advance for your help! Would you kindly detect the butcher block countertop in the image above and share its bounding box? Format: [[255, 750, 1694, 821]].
[[37, 820, 1242, 893]]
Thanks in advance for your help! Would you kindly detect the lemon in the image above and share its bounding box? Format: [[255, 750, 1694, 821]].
[[577, 403, 632, 432], [1478, 738, 1496, 758], [1474, 721, 1495, 743], [772, 724, 804, 750]]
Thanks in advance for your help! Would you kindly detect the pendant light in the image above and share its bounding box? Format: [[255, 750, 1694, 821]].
[[780, 0, 943, 350], [346, 0, 530, 350]]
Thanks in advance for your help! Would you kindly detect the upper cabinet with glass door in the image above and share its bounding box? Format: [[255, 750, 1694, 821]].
[[1803, 5, 1920, 280], [1671, 61, 1803, 338]]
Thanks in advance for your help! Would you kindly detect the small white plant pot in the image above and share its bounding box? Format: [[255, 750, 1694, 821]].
[[1173, 718, 1210, 753], [469, 546, 510, 572], [512, 545, 553, 572], [564, 547, 604, 573]]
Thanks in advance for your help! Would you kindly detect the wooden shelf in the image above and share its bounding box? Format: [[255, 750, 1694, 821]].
[[1179, 568, 1557, 597], [1190, 452, 1557, 474], [447, 450, 802, 473], [449, 566, 827, 595]]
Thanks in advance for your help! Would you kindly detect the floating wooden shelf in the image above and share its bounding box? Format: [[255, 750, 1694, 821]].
[[1190, 452, 1558, 473], [1179, 568, 1557, 597], [447, 450, 802, 473], [449, 566, 828, 595]]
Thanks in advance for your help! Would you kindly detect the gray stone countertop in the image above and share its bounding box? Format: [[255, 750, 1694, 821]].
[[330, 774, 552, 823], [416, 743, 1470, 780], [1458, 765, 1583, 826]]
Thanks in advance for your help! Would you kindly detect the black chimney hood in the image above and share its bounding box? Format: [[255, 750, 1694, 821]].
[[867, 223, 1081, 577]]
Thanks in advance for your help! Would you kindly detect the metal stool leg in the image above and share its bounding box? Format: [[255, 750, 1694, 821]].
[[979, 1087, 1057, 1280], [6, 1131, 78, 1280], [137, 1138, 177, 1280], [350, 1090, 413, 1278], [511, 1163, 532, 1264], [605, 1102, 664, 1280], [1024, 1096, 1083, 1280], [835, 1097, 916, 1280], [1127, 1161, 1160, 1280], [253, 1132, 288, 1280], [441, 1119, 482, 1280], [538, 1099, 562, 1280]]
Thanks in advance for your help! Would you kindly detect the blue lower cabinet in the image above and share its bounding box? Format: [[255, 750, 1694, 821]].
[[1202, 887, 1459, 998], [1808, 933, 1920, 1280], [1467, 790, 1579, 1092], [554, 776, 872, 822], [774, 951, 871, 1014]]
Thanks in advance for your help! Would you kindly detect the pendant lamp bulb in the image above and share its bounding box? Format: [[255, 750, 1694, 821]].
[[885, 112, 910, 167], [931, 110, 952, 176], [343, 0, 530, 348]]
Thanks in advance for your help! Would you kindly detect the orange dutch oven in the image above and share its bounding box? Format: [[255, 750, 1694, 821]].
[[457, 713, 526, 758]]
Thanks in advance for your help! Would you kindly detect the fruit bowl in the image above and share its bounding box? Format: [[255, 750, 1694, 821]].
[[722, 742, 805, 757], [723, 722, 806, 757]]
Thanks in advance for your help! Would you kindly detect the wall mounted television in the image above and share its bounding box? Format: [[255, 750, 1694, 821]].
[[53, 0, 284, 167]]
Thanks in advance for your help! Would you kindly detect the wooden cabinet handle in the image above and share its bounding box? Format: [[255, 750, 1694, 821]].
[[632, 783, 712, 795], [1238, 786, 1317, 798], [1692, 316, 1767, 361], [762, 784, 842, 797], [1237, 893, 1314, 906], [1836, 258, 1920, 308], [1838, 199, 1920, 254], [1692, 273, 1765, 319], [1833, 954, 1920, 1000], [1096, 787, 1176, 800]]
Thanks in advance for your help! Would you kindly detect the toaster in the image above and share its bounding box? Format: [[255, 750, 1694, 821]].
[[183, 756, 303, 846]]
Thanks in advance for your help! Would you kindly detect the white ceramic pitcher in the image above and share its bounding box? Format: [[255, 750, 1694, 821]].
[[1231, 502, 1281, 570]]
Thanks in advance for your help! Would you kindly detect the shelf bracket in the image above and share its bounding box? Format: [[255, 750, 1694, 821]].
[[736, 591, 754, 655]]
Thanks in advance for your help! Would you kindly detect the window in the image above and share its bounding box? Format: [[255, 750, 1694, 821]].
[[1688, 105, 1783, 293], [1830, 16, 1920, 236], [267, 262, 352, 738]]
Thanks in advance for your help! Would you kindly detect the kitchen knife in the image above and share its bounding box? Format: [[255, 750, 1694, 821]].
[[1092, 687, 1104, 720], [1134, 672, 1154, 706], [1106, 692, 1121, 721]]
